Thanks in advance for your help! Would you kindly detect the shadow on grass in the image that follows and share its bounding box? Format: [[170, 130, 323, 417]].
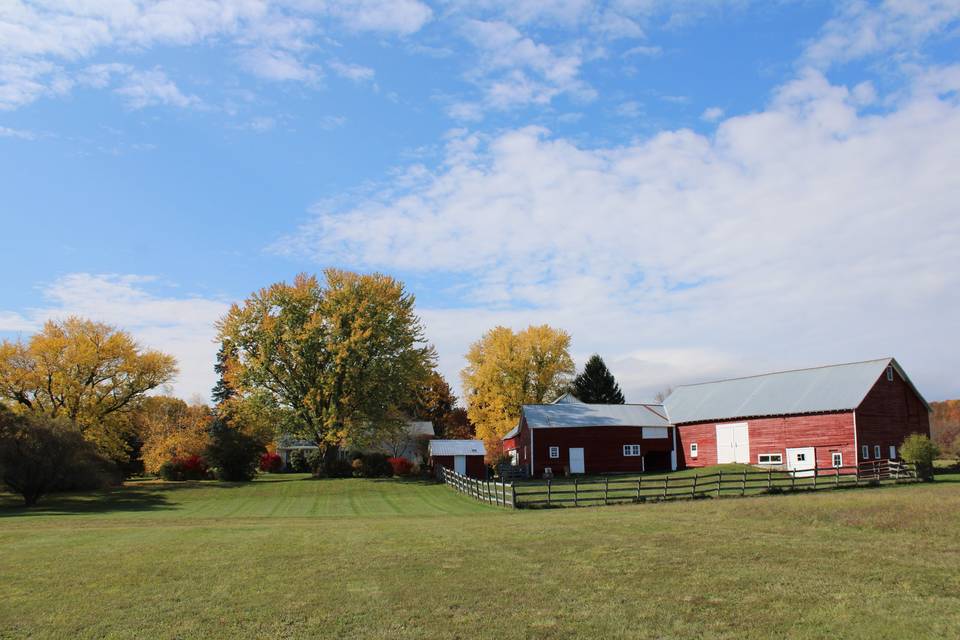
[[0, 485, 175, 517]]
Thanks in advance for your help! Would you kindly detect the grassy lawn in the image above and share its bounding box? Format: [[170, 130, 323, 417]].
[[2, 474, 960, 639]]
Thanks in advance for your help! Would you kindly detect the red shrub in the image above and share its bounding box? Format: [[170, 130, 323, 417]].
[[388, 456, 413, 477], [259, 452, 283, 473], [159, 455, 209, 481]]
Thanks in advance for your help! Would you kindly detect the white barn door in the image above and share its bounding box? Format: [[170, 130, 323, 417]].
[[569, 448, 585, 474], [716, 423, 750, 464], [786, 447, 815, 477]]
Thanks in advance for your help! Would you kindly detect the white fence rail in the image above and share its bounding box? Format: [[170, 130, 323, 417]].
[[438, 466, 516, 508]]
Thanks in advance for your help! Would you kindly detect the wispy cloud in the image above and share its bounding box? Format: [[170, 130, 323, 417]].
[[276, 66, 960, 400]]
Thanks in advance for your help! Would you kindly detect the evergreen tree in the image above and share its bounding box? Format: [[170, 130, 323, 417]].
[[571, 355, 625, 404], [211, 341, 237, 406]]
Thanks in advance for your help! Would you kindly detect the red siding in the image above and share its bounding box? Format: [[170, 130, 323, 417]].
[[523, 425, 675, 477], [675, 412, 856, 470], [856, 368, 931, 461], [431, 454, 487, 479]]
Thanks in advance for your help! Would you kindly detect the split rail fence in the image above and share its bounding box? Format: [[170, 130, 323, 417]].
[[439, 460, 917, 510]]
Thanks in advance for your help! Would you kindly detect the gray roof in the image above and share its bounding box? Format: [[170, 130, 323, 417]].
[[520, 403, 671, 429], [664, 357, 928, 424], [429, 439, 486, 456], [551, 392, 583, 404]]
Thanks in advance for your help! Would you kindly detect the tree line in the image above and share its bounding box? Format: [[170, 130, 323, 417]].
[[0, 269, 626, 505]]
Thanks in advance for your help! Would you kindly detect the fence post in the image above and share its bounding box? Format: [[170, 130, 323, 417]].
[[716, 471, 722, 498], [510, 482, 516, 509], [692, 473, 698, 498], [574, 478, 579, 507], [767, 468, 772, 490], [663, 476, 669, 499], [741, 470, 746, 496], [835, 466, 840, 487], [604, 477, 609, 505], [547, 479, 552, 506], [636, 478, 641, 502], [813, 466, 818, 490]]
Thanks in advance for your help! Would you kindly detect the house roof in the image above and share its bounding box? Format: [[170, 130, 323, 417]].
[[551, 392, 583, 404], [429, 439, 486, 456], [663, 357, 929, 425], [276, 420, 434, 449], [520, 402, 671, 430]]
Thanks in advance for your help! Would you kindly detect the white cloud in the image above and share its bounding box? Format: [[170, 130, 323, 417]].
[[701, 106, 724, 121], [616, 100, 643, 117], [239, 48, 320, 82], [277, 66, 960, 401], [804, 0, 960, 68], [328, 59, 375, 83], [0, 0, 429, 109], [115, 68, 203, 109], [0, 274, 230, 401], [0, 125, 35, 139]]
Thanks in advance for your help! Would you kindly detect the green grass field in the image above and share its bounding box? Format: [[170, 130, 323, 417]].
[[2, 471, 960, 639]]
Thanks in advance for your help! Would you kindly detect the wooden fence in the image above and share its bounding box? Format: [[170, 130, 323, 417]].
[[438, 466, 516, 508], [511, 460, 918, 508]]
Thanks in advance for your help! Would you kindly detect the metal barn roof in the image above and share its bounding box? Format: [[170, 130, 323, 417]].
[[429, 439, 486, 456], [663, 357, 927, 424], [521, 403, 671, 429]]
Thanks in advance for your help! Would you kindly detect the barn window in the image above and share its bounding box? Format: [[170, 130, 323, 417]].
[[690, 443, 698, 458], [886, 366, 894, 381], [623, 444, 641, 457], [889, 445, 897, 460], [874, 445, 881, 459], [861, 445, 869, 460], [832, 452, 842, 468], [757, 453, 783, 465], [548, 446, 559, 459]]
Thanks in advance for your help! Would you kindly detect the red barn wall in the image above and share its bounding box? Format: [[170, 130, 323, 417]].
[[527, 425, 675, 477], [856, 369, 931, 460], [431, 454, 487, 479], [676, 412, 856, 470]]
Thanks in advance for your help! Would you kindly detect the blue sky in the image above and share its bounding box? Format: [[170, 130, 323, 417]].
[[2, 1, 959, 403]]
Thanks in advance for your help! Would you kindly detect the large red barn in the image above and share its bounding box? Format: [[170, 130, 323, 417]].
[[664, 358, 931, 473], [502, 394, 677, 477]]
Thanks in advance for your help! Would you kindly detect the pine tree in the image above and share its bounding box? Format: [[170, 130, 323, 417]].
[[571, 354, 625, 404], [211, 341, 237, 406]]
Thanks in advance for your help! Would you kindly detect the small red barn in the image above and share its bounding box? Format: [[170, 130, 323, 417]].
[[502, 395, 677, 478], [429, 439, 487, 479], [665, 358, 931, 473]]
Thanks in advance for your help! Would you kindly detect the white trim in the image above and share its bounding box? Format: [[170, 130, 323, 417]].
[[548, 446, 559, 459], [832, 452, 843, 468], [889, 445, 897, 460], [623, 444, 641, 457], [861, 444, 869, 460], [874, 444, 881, 459], [757, 453, 783, 465], [886, 365, 894, 381], [690, 442, 698, 459]]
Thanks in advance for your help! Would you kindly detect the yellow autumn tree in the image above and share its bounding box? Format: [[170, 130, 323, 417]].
[[135, 396, 213, 474], [460, 325, 575, 443], [0, 317, 178, 460]]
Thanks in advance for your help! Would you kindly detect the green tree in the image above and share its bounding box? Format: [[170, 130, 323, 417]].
[[216, 271, 436, 465], [570, 354, 625, 404], [900, 433, 940, 481], [461, 325, 574, 442], [211, 341, 238, 406]]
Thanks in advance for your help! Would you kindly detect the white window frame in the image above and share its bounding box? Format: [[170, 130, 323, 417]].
[[874, 444, 881, 459], [548, 446, 559, 459], [623, 444, 641, 457], [832, 452, 843, 468], [861, 445, 869, 460], [690, 442, 698, 459], [889, 445, 896, 460], [886, 366, 894, 381], [757, 453, 783, 465]]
